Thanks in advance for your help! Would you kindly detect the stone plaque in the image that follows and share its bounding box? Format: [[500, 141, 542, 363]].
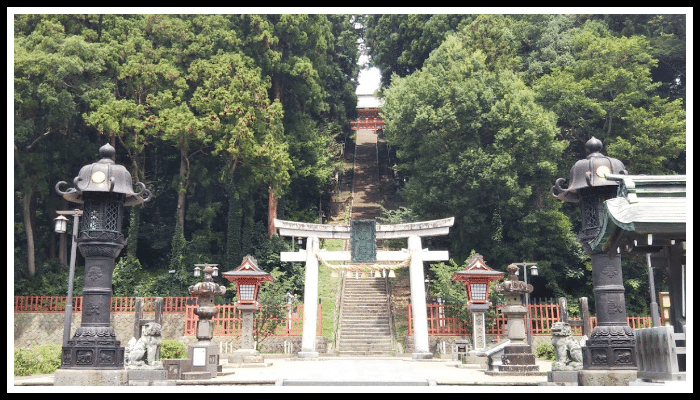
[[351, 219, 376, 263]]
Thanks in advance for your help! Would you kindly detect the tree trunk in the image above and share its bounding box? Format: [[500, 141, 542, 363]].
[[226, 184, 243, 267], [267, 70, 283, 239], [22, 189, 36, 278], [177, 133, 187, 234], [267, 185, 278, 238]]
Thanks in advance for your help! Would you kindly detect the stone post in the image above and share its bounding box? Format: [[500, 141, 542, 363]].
[[299, 235, 320, 358], [467, 304, 489, 351], [408, 235, 432, 359]]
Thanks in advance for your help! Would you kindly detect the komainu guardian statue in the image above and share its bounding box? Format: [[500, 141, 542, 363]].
[[551, 322, 585, 371], [125, 322, 163, 369]]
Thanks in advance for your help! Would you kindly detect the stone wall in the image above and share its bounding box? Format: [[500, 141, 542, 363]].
[[13, 312, 186, 349], [13, 312, 326, 355]]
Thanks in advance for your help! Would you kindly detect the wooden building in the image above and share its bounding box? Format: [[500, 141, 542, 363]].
[[351, 94, 385, 131]]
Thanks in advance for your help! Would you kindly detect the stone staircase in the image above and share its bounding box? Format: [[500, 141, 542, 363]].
[[337, 275, 395, 356]]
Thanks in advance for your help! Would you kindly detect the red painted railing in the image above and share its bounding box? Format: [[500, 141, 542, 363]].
[[184, 304, 321, 337], [408, 303, 655, 336], [14, 296, 194, 313]]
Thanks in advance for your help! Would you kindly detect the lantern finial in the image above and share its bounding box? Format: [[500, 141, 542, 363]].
[[98, 143, 116, 160]]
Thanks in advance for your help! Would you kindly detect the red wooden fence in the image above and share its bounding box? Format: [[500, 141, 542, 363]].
[[408, 303, 655, 336], [183, 303, 321, 337], [15, 296, 320, 337], [15, 296, 198, 313], [15, 296, 651, 337]]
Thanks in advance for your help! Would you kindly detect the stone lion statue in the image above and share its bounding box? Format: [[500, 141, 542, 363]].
[[550, 322, 585, 371], [125, 322, 163, 369]]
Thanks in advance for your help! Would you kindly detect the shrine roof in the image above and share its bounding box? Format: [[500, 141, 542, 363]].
[[589, 174, 687, 253]]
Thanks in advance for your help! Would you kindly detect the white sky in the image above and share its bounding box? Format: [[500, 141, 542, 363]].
[[356, 66, 381, 95]]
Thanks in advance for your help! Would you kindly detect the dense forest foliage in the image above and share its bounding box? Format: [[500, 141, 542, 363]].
[[14, 14, 686, 316], [362, 14, 686, 315]]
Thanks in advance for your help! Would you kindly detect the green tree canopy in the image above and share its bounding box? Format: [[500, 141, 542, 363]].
[[382, 33, 587, 300]]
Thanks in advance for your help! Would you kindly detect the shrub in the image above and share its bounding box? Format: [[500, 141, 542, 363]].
[[14, 344, 62, 376], [535, 342, 556, 360], [160, 340, 187, 359]]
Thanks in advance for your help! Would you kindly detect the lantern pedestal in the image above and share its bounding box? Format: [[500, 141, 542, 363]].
[[186, 341, 219, 380], [489, 264, 542, 375], [228, 304, 269, 365]]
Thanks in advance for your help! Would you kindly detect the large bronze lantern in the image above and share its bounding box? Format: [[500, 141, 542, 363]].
[[551, 137, 637, 372], [55, 143, 152, 370]]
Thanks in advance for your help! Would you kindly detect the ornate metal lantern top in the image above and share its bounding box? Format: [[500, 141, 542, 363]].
[[550, 137, 627, 203], [222, 255, 274, 306], [188, 265, 227, 298], [451, 253, 504, 306], [493, 264, 533, 295], [55, 143, 152, 206]]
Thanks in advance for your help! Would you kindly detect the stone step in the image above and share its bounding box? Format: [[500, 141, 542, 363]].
[[340, 320, 390, 325], [341, 317, 390, 322], [339, 336, 393, 342], [339, 342, 393, 349], [340, 330, 392, 336], [341, 308, 388, 312], [338, 337, 391, 350], [338, 346, 394, 352], [342, 292, 387, 296]]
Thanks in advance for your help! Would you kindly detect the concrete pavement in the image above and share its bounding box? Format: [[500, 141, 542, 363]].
[[12, 355, 555, 388]]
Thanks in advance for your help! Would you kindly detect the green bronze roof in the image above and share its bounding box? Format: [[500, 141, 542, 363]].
[[589, 174, 687, 253]]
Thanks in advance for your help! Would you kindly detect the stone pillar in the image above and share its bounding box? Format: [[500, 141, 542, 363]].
[[299, 235, 320, 358], [408, 235, 432, 359], [240, 307, 256, 351], [467, 304, 489, 351], [229, 304, 265, 363]]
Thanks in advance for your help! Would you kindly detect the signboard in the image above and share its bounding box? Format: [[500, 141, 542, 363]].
[[351, 219, 376, 263], [192, 347, 206, 366]]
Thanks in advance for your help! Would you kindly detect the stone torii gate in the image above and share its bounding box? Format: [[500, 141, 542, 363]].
[[274, 217, 454, 359]]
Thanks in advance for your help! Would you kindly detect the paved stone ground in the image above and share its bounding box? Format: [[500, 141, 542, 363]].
[[13, 356, 557, 389]]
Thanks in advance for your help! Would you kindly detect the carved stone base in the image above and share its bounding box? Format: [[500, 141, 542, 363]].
[[583, 325, 637, 370], [60, 338, 124, 370]]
